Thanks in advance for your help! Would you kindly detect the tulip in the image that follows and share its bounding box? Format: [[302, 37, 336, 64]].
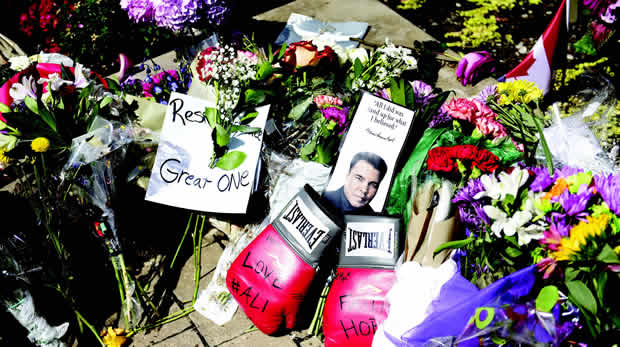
[[456, 51, 495, 86]]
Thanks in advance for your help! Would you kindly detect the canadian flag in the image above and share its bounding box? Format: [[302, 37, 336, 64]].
[[503, 0, 568, 94]]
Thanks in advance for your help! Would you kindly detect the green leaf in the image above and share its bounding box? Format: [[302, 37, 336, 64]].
[[505, 247, 523, 258], [215, 151, 246, 170], [354, 58, 363, 78], [230, 125, 261, 134], [244, 89, 266, 105], [277, 43, 288, 60], [240, 111, 258, 124], [257, 62, 274, 81], [596, 244, 620, 263], [595, 271, 608, 306], [536, 285, 559, 312], [24, 96, 39, 115], [288, 96, 313, 120], [215, 124, 230, 147], [100, 96, 114, 109], [531, 113, 553, 175], [433, 237, 474, 256], [300, 138, 317, 156], [566, 280, 597, 314], [0, 103, 11, 113], [205, 107, 218, 128], [390, 78, 406, 107]]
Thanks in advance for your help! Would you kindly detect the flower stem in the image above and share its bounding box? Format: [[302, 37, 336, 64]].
[[171, 213, 194, 269]]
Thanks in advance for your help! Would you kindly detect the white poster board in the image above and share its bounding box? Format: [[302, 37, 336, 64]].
[[324, 92, 415, 214], [145, 92, 269, 213]]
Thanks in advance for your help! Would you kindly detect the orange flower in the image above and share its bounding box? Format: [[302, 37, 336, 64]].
[[543, 178, 568, 201]]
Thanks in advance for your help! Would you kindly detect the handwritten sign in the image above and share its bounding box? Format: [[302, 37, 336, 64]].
[[145, 92, 269, 213], [324, 92, 415, 213]]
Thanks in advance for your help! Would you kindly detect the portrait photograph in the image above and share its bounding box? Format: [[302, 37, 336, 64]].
[[323, 92, 416, 215]]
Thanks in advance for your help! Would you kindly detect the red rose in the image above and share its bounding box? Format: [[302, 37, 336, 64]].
[[281, 41, 336, 68]]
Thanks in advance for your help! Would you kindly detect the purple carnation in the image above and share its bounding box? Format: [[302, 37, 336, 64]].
[[529, 166, 554, 192], [321, 106, 350, 130], [428, 105, 451, 128], [594, 172, 620, 215]]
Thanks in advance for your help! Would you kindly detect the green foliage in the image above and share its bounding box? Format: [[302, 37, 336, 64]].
[[574, 33, 598, 56], [445, 0, 542, 48], [397, 0, 427, 10]]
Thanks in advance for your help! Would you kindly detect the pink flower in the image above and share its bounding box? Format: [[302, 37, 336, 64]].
[[313, 95, 343, 109], [591, 21, 611, 44], [237, 50, 258, 64], [142, 82, 154, 93], [444, 98, 477, 122], [152, 72, 164, 84], [537, 257, 558, 280], [166, 69, 179, 79], [474, 114, 508, 138]]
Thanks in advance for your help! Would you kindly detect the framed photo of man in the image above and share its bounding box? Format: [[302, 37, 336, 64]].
[[323, 92, 416, 215]]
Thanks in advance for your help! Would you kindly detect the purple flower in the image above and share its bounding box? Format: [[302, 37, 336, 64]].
[[321, 106, 350, 130], [600, 0, 618, 23], [153, 86, 163, 94], [529, 166, 554, 192], [206, 4, 232, 26], [412, 80, 435, 105], [453, 178, 485, 203], [474, 84, 497, 105], [375, 88, 391, 101], [456, 51, 495, 86], [559, 185, 594, 218], [428, 105, 451, 128], [594, 172, 620, 214], [554, 166, 583, 179], [124, 0, 154, 23], [583, 0, 615, 17]]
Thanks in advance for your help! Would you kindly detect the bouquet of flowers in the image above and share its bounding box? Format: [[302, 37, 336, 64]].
[[121, 0, 233, 32], [446, 165, 620, 342], [194, 43, 270, 169], [121, 60, 192, 105], [0, 54, 147, 344]]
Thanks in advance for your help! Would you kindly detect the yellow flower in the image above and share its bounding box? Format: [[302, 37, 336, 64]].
[[496, 80, 543, 104], [31, 137, 50, 152], [552, 214, 610, 261], [101, 327, 127, 347], [614, 245, 620, 254], [0, 150, 10, 164]]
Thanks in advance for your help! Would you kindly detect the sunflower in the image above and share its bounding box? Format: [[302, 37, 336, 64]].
[[552, 214, 610, 261]]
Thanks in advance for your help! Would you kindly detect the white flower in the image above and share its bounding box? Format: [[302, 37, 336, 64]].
[[8, 56, 31, 71], [73, 63, 91, 89], [41, 90, 53, 104], [347, 47, 369, 65], [517, 223, 545, 246], [38, 73, 73, 91], [484, 205, 532, 238], [475, 167, 529, 201], [9, 75, 37, 104]]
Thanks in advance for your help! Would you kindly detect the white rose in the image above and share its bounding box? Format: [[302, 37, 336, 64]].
[[347, 47, 369, 65], [8, 56, 31, 71]]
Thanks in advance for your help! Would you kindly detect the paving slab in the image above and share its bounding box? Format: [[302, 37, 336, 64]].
[[217, 330, 297, 347], [129, 302, 203, 347], [173, 241, 224, 304]]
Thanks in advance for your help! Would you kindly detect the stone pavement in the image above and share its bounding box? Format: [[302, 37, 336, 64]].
[[127, 1, 496, 346]]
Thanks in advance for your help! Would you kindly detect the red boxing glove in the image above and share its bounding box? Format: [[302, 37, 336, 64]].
[[226, 185, 343, 335], [323, 216, 400, 347]]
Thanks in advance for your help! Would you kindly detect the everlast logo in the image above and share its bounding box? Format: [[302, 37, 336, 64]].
[[347, 227, 393, 254], [281, 200, 329, 250]]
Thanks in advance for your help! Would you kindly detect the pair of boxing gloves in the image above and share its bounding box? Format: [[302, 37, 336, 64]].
[[226, 185, 399, 346]]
